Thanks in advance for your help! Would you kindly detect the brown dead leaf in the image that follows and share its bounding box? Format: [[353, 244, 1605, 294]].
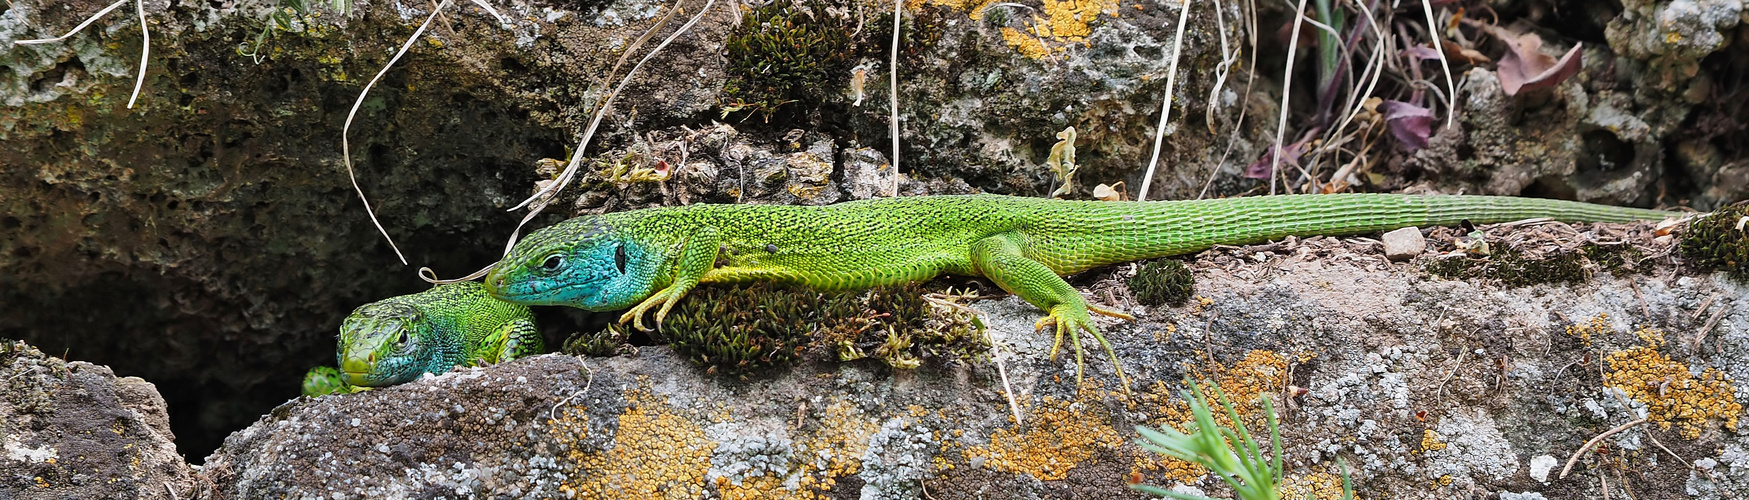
[[1441, 39, 1490, 65], [1093, 182, 1126, 201], [1498, 33, 1583, 96]]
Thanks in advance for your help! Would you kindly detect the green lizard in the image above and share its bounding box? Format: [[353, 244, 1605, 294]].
[[483, 194, 1676, 388], [336, 282, 543, 387]]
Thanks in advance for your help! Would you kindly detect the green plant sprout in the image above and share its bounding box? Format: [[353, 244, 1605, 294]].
[[1132, 380, 1355, 500]]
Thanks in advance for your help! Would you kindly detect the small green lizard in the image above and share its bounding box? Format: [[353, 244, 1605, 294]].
[[336, 282, 543, 387], [483, 194, 1675, 388]]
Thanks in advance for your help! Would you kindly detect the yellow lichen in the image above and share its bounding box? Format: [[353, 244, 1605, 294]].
[[1277, 470, 1347, 500], [1001, 27, 1052, 60], [1564, 313, 1612, 346], [1603, 327, 1742, 439], [548, 387, 716, 499], [1420, 429, 1447, 452], [1138, 350, 1291, 485], [965, 395, 1126, 481]]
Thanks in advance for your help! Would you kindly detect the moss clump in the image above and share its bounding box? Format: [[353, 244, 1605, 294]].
[[648, 282, 984, 378], [1128, 258, 1195, 306], [1584, 243, 1648, 277], [1680, 203, 1749, 281], [1423, 248, 1588, 286], [722, 0, 854, 121], [563, 324, 633, 357]]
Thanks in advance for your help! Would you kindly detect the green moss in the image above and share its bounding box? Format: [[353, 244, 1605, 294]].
[[1128, 258, 1195, 306], [1680, 204, 1749, 281], [642, 282, 984, 378], [721, 0, 855, 121], [1584, 243, 1648, 277], [1423, 248, 1588, 286], [562, 324, 633, 357]]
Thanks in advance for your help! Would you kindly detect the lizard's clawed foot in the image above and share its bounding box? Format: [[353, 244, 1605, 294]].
[[1034, 303, 1133, 394], [618, 285, 688, 331]]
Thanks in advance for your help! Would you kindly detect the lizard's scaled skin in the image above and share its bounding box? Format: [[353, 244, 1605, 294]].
[[337, 282, 543, 387], [484, 194, 1677, 390]]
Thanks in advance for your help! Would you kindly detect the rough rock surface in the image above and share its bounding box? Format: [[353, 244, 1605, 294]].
[[4, 0, 1746, 466], [0, 341, 197, 499], [198, 222, 1748, 499]]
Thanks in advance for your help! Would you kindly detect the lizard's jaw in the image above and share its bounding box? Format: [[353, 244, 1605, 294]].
[[339, 359, 375, 387]]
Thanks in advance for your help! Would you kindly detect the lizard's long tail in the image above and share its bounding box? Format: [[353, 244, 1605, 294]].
[[1082, 194, 1682, 264]]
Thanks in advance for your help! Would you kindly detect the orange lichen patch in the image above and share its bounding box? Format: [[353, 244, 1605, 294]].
[[1419, 429, 1447, 452], [1001, 27, 1053, 60], [965, 395, 1126, 481], [1137, 350, 1291, 484], [988, 0, 1122, 58], [1603, 327, 1742, 439], [1277, 470, 1346, 500], [1564, 313, 1612, 346], [794, 399, 879, 494], [549, 388, 716, 499], [719, 475, 792, 500]]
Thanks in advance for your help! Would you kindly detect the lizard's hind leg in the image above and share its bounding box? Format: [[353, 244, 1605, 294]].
[[970, 233, 1133, 393]]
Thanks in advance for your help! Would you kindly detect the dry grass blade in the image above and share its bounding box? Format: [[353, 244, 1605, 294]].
[[1419, 0, 1455, 127], [12, 0, 128, 45], [343, 0, 456, 265], [511, 0, 686, 213], [1269, 0, 1308, 195], [466, 0, 509, 25], [442, 0, 721, 284], [12, 0, 150, 108], [1202, 0, 1236, 136], [1197, 0, 1260, 200], [1136, 0, 1193, 202], [888, 0, 903, 196], [127, 0, 148, 109]]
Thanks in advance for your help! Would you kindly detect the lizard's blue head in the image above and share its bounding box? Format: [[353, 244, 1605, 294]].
[[486, 216, 657, 311], [337, 300, 439, 387]]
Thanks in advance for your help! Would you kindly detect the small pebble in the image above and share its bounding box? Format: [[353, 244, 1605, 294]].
[[1382, 227, 1426, 261]]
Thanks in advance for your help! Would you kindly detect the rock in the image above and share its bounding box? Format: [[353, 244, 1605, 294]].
[[1382, 227, 1427, 261], [1528, 454, 1559, 483], [0, 341, 195, 499], [196, 221, 1749, 499]]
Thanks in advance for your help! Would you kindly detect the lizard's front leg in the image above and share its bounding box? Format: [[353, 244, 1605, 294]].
[[620, 226, 723, 331], [970, 233, 1133, 392], [477, 318, 544, 365]]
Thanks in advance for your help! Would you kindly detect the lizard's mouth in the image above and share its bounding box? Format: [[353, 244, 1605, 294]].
[[339, 370, 372, 387]]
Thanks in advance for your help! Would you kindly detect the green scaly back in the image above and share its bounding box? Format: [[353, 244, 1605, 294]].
[[487, 193, 1678, 391]]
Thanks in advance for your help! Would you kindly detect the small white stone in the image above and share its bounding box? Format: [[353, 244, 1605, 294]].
[[1382, 227, 1427, 261], [1529, 455, 1559, 483]]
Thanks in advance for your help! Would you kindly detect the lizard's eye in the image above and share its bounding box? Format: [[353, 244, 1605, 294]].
[[614, 245, 627, 274], [396, 331, 408, 345], [539, 253, 565, 273]]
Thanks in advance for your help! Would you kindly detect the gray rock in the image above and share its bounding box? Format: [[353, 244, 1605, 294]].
[[1382, 227, 1427, 261], [0, 341, 196, 499], [188, 221, 1746, 499]]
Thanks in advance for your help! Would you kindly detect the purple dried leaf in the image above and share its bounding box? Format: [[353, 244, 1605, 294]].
[[1379, 100, 1434, 151], [1244, 142, 1307, 180], [1498, 35, 1584, 96]]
